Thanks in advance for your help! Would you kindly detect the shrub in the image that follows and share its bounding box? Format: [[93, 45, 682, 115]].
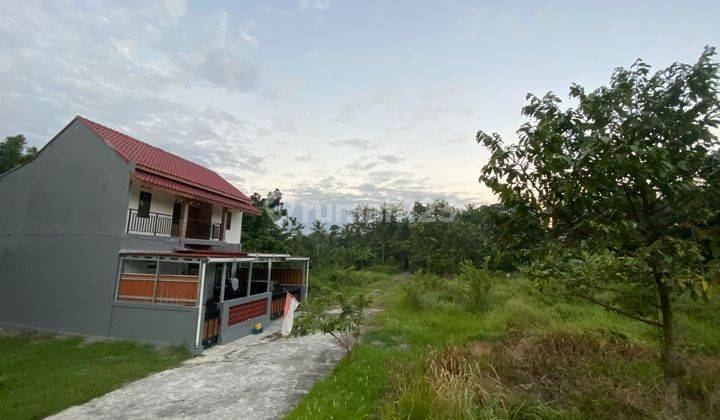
[[293, 292, 372, 355], [457, 258, 495, 312]]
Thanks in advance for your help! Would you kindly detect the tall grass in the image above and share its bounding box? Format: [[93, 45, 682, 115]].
[[289, 270, 720, 419]]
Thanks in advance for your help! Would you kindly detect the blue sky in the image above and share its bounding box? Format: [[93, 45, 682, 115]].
[[1, 1, 718, 225]]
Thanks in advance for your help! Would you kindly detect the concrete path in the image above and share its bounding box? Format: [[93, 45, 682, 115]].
[[50, 322, 344, 419]]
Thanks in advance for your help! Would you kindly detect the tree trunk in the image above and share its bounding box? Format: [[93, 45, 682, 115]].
[[657, 277, 682, 414]]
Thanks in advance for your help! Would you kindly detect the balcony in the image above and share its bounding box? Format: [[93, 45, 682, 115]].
[[126, 209, 177, 236], [186, 218, 222, 240], [126, 208, 221, 241]]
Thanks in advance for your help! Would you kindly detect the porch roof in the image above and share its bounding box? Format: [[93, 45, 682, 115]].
[[133, 170, 261, 214], [119, 249, 309, 262]]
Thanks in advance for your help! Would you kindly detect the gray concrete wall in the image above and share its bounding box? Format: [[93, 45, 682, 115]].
[[108, 302, 198, 349], [0, 120, 188, 343], [218, 293, 271, 344]]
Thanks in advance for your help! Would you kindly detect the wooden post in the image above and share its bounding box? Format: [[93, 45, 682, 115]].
[[238, 211, 243, 249], [179, 202, 190, 238], [220, 207, 226, 242]]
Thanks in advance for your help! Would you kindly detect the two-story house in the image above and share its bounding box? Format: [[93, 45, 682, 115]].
[[0, 116, 308, 353]]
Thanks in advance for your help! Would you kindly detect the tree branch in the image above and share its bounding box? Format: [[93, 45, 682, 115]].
[[578, 294, 663, 327]]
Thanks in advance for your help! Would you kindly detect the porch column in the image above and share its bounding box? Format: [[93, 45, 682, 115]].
[[304, 259, 310, 299], [179, 202, 190, 238], [266, 260, 273, 319], [246, 262, 253, 296], [151, 256, 161, 303], [238, 212, 244, 250], [194, 261, 207, 350], [219, 263, 228, 302]]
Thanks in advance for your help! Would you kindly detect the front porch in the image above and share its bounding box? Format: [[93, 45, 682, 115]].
[[112, 250, 309, 352]]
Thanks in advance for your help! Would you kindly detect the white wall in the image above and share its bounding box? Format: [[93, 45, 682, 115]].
[[225, 210, 242, 244], [128, 181, 176, 216], [127, 181, 177, 237]]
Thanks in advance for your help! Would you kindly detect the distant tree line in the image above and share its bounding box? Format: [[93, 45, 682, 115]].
[[242, 190, 542, 274]]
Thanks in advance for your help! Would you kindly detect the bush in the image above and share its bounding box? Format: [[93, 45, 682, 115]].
[[403, 269, 466, 311], [457, 259, 495, 312], [309, 267, 392, 303], [293, 293, 372, 355]]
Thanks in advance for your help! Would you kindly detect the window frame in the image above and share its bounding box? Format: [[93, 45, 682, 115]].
[[138, 191, 152, 218]]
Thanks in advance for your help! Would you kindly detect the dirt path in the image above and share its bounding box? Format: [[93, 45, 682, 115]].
[[49, 322, 344, 419]]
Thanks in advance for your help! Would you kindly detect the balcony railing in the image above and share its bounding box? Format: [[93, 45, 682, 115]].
[[127, 209, 222, 240], [127, 209, 176, 236]]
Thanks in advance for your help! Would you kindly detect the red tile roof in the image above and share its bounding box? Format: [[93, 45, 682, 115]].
[[134, 169, 260, 214], [77, 116, 260, 215]]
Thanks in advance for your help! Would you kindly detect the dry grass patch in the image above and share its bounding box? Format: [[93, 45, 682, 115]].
[[382, 331, 720, 419]]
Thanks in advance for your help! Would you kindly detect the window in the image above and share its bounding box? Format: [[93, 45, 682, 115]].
[[116, 258, 202, 307], [172, 202, 182, 225], [138, 191, 152, 218], [226, 210, 232, 230]]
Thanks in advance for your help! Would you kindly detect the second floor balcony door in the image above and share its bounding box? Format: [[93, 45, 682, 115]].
[[186, 202, 213, 240]]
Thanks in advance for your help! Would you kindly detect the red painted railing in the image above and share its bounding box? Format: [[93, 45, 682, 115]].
[[227, 298, 267, 326]]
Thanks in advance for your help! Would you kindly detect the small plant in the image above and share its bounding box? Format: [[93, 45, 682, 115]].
[[293, 292, 372, 356], [457, 258, 494, 311], [404, 269, 469, 311]]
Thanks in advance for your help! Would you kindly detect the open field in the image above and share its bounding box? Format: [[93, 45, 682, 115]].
[[0, 334, 188, 419], [288, 269, 720, 419]]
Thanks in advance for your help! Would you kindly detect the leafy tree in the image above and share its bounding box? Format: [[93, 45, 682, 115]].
[[242, 189, 303, 253], [477, 47, 720, 402], [0, 134, 37, 174]]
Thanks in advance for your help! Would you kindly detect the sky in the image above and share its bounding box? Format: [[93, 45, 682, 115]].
[[1, 1, 719, 226]]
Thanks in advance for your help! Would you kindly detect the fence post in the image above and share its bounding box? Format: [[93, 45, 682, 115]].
[[153, 213, 159, 235]]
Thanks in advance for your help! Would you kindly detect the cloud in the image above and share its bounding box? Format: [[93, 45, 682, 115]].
[[389, 104, 475, 132], [239, 30, 260, 49], [0, 2, 268, 193], [162, 0, 188, 20], [347, 160, 381, 171], [329, 138, 377, 149], [333, 89, 397, 124], [376, 154, 402, 163], [282, 170, 487, 227], [299, 0, 333, 11], [293, 151, 316, 162], [346, 153, 402, 171], [442, 134, 471, 145]]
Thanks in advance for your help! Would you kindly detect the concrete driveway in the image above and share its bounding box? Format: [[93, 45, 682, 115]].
[[50, 322, 344, 419]]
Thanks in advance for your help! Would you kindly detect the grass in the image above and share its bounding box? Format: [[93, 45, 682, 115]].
[[288, 270, 720, 419], [0, 333, 188, 419]]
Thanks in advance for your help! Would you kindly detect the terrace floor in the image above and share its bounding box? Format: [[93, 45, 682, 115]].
[[50, 321, 344, 419]]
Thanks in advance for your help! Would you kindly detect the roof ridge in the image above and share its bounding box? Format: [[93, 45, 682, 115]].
[[78, 116, 209, 169]]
